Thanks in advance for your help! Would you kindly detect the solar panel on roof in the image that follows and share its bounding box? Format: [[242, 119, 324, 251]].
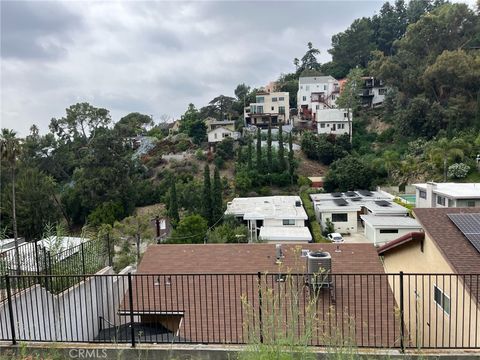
[[345, 191, 357, 197], [351, 197, 362, 202], [447, 213, 480, 253], [333, 198, 348, 206], [358, 190, 373, 196], [332, 192, 343, 198], [375, 200, 391, 207]]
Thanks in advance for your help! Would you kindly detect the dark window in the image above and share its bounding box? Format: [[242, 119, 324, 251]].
[[282, 219, 295, 226], [279, 106, 285, 114], [332, 213, 348, 222], [379, 229, 399, 234], [467, 200, 475, 207], [437, 196, 446, 206], [419, 190, 426, 199], [279, 97, 284, 101], [272, 97, 277, 102], [434, 285, 450, 315]]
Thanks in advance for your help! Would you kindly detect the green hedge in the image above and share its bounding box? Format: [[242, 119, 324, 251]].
[[300, 191, 328, 243]]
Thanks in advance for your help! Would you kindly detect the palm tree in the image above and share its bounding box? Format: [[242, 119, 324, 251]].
[[0, 129, 22, 275], [428, 138, 468, 181]]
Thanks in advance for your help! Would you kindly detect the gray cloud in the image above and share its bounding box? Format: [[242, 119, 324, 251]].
[[1, 0, 410, 135]]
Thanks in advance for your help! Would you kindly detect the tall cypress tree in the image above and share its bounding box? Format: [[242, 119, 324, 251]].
[[278, 123, 286, 171], [169, 177, 179, 225], [212, 167, 223, 224], [202, 164, 213, 225], [288, 133, 295, 184], [247, 136, 253, 171], [267, 126, 272, 173], [256, 127, 262, 173]]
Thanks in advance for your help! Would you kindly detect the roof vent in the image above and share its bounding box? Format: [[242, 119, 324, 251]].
[[295, 200, 302, 207], [307, 251, 332, 288]]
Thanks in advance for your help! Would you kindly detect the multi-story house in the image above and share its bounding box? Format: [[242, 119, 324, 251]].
[[297, 76, 340, 121], [244, 91, 290, 128], [360, 76, 387, 108], [414, 182, 480, 208]]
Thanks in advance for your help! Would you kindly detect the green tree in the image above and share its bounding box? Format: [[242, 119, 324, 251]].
[[288, 133, 296, 185], [277, 123, 286, 171], [336, 68, 363, 143], [0, 129, 21, 274], [266, 126, 273, 174], [428, 138, 468, 181], [168, 178, 180, 225], [296, 42, 322, 75], [49, 102, 111, 143], [212, 167, 223, 225], [12, 167, 61, 240], [169, 214, 208, 244], [114, 112, 153, 137], [113, 215, 153, 266], [202, 165, 213, 225], [323, 156, 374, 192], [207, 222, 248, 243], [247, 136, 253, 171], [256, 128, 262, 173], [88, 201, 124, 227]]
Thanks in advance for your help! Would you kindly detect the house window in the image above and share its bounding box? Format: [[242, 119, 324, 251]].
[[434, 285, 451, 315], [379, 229, 399, 234], [306, 85, 310, 91], [257, 106, 263, 114], [344, 113, 348, 118], [378, 88, 387, 95], [332, 213, 348, 222], [316, 105, 320, 110], [279, 106, 285, 114], [256, 96, 265, 103], [300, 86, 303, 89], [332, 95, 336, 100], [327, 123, 330, 127], [320, 123, 325, 128], [271, 106, 275, 111], [302, 96, 307, 101], [279, 97, 284, 101], [282, 219, 295, 226], [272, 97, 277, 102], [324, 85, 327, 90], [437, 195, 446, 206], [448, 199, 455, 207], [419, 190, 426, 199], [467, 200, 475, 207], [223, 133, 229, 138]]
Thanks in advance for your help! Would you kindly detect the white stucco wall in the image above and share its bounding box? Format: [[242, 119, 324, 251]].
[[363, 223, 422, 246], [319, 211, 357, 234], [263, 219, 305, 227]]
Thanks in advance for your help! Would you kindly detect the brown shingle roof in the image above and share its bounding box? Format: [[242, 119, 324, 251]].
[[377, 232, 425, 255], [413, 208, 480, 302], [121, 244, 398, 347]]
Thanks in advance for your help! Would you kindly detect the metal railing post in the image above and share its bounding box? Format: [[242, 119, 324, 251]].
[[34, 240, 40, 277], [81, 242, 86, 275], [399, 271, 405, 353], [128, 273, 136, 347], [257, 272, 264, 344], [106, 233, 113, 267], [5, 275, 16, 345]]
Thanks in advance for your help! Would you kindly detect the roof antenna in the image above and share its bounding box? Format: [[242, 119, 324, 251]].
[[335, 244, 341, 253]]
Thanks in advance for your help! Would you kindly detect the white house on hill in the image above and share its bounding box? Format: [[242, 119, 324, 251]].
[[316, 109, 351, 136], [225, 196, 312, 243], [414, 182, 480, 208]]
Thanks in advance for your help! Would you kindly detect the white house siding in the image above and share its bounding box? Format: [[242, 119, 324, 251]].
[[208, 127, 239, 143], [263, 219, 305, 227], [363, 224, 421, 246], [0, 267, 130, 342], [320, 211, 357, 234], [297, 76, 338, 114], [316, 109, 351, 136]]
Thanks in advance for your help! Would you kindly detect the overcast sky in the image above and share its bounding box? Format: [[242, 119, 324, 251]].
[[0, 0, 475, 135]]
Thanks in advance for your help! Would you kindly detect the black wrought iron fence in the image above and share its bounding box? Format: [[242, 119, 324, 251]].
[[0, 273, 478, 350]]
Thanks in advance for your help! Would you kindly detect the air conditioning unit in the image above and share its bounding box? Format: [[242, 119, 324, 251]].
[[307, 251, 332, 288]]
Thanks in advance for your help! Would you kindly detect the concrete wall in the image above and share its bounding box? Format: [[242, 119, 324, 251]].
[[0, 267, 130, 342], [381, 235, 480, 348], [363, 224, 422, 246]]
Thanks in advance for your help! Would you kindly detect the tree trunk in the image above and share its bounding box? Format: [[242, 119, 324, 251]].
[[11, 165, 21, 276]]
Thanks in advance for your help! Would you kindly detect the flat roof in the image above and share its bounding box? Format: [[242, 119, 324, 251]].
[[414, 183, 480, 199], [360, 215, 421, 228], [311, 191, 407, 215], [225, 196, 307, 220], [259, 226, 312, 242], [299, 75, 336, 84]]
